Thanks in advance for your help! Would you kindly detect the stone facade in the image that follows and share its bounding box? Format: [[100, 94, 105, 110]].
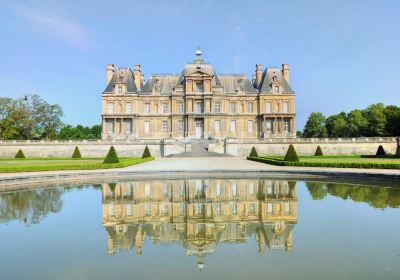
[[102, 49, 296, 140]]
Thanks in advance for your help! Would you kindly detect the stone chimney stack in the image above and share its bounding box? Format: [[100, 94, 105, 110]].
[[255, 64, 262, 89], [282, 64, 290, 84], [106, 64, 115, 85], [134, 64, 142, 91]]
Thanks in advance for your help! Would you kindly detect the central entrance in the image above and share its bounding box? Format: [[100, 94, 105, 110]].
[[195, 119, 204, 138]]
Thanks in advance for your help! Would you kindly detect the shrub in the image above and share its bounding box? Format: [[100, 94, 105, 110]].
[[72, 146, 82, 158], [315, 145, 323, 156], [284, 145, 299, 162], [142, 146, 152, 158], [249, 146, 258, 157], [376, 145, 386, 157], [15, 149, 25, 158], [103, 146, 119, 164]]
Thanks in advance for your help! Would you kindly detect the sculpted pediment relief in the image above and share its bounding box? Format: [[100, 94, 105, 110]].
[[185, 70, 213, 78]]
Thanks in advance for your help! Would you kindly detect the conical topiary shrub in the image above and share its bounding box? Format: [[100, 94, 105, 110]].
[[72, 146, 82, 158], [15, 149, 25, 158], [315, 145, 323, 156], [376, 145, 386, 157], [249, 146, 258, 157], [103, 146, 119, 164], [284, 145, 299, 162], [142, 145, 152, 158]]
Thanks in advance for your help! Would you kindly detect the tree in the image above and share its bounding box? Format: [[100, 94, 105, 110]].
[[376, 145, 386, 157], [303, 112, 328, 138], [347, 109, 368, 137], [72, 146, 82, 158], [249, 146, 258, 157], [325, 112, 348, 137], [364, 103, 386, 136], [104, 146, 119, 163], [284, 145, 299, 162], [15, 149, 25, 158], [315, 145, 323, 156], [142, 146, 152, 158], [384, 105, 400, 136]]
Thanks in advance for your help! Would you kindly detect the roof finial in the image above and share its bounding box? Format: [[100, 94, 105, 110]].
[[195, 46, 202, 57]]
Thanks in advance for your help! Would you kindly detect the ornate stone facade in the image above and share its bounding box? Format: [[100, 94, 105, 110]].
[[101, 49, 296, 139]]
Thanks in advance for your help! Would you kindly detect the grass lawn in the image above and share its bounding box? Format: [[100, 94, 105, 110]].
[[0, 157, 154, 173], [248, 155, 400, 169]]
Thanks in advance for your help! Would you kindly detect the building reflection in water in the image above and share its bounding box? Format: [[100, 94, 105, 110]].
[[102, 179, 297, 268]]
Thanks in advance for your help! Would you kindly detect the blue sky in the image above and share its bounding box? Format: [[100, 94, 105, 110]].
[[0, 0, 399, 129]]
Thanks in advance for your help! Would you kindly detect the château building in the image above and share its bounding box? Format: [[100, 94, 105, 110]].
[[101, 49, 296, 139], [102, 179, 297, 268]]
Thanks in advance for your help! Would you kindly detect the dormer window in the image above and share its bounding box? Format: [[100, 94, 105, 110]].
[[195, 81, 204, 92], [272, 76, 277, 81], [274, 86, 280, 94], [118, 85, 122, 94]]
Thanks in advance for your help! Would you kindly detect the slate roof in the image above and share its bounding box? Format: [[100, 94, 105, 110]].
[[104, 68, 138, 94], [259, 67, 294, 93]]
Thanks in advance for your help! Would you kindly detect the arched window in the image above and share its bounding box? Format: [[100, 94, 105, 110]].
[[274, 86, 280, 94], [118, 85, 122, 94]]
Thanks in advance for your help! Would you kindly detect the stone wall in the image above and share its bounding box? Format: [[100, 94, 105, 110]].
[[209, 137, 399, 157]]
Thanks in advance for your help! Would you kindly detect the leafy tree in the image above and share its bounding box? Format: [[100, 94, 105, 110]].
[[303, 112, 328, 138], [384, 105, 400, 136], [72, 146, 82, 158], [325, 112, 348, 137], [58, 124, 102, 140], [306, 182, 328, 200], [376, 145, 386, 157], [104, 146, 119, 164], [347, 109, 368, 137], [15, 149, 25, 158], [315, 145, 323, 156], [284, 145, 299, 162], [142, 146, 152, 158], [364, 103, 386, 136], [249, 146, 258, 157]]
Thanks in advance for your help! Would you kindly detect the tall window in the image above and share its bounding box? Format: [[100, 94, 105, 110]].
[[230, 102, 236, 113], [231, 203, 237, 215], [215, 203, 221, 215], [144, 102, 150, 114], [126, 204, 132, 216], [248, 120, 253, 133], [249, 203, 255, 215], [178, 102, 184, 113], [249, 182, 255, 195], [162, 120, 168, 132], [283, 102, 289, 113], [231, 183, 237, 195], [230, 120, 236, 132], [162, 102, 168, 113], [145, 203, 151, 216], [126, 102, 131, 113], [195, 82, 204, 92], [283, 119, 289, 132], [125, 119, 132, 134], [107, 102, 114, 114], [107, 120, 114, 134], [247, 102, 253, 113], [144, 121, 150, 133], [266, 102, 272, 113], [266, 120, 273, 132], [214, 102, 220, 113], [274, 86, 280, 94], [118, 85, 122, 94], [214, 120, 220, 132], [215, 183, 221, 196], [178, 120, 184, 132], [196, 102, 203, 113], [145, 183, 151, 197]]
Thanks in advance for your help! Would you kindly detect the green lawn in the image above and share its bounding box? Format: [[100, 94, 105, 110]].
[[265, 155, 400, 164], [0, 157, 154, 173]]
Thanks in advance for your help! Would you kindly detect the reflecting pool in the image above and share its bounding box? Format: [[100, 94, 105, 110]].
[[0, 179, 399, 279]]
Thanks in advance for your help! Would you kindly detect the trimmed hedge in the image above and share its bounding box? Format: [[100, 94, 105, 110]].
[[315, 145, 323, 156], [72, 146, 82, 158], [103, 146, 119, 164], [247, 156, 400, 169], [142, 145, 152, 158], [284, 145, 299, 162], [376, 145, 386, 157], [249, 146, 258, 157], [15, 149, 25, 158]]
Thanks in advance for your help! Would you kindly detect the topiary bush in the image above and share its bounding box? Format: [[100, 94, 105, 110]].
[[72, 146, 82, 158], [142, 146, 152, 158], [376, 145, 386, 157], [15, 149, 25, 158], [103, 146, 119, 164], [315, 145, 323, 156], [284, 145, 299, 162], [249, 146, 258, 157]]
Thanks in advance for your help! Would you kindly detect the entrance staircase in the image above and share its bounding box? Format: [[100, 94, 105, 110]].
[[168, 138, 229, 157]]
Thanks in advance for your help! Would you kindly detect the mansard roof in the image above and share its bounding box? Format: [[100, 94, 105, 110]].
[[259, 67, 294, 94], [104, 67, 138, 94], [218, 75, 257, 94], [140, 75, 180, 95]]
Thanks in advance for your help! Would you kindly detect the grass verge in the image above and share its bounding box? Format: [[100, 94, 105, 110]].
[[0, 157, 154, 173]]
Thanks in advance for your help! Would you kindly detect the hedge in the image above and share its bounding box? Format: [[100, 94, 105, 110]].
[[315, 146, 323, 156], [249, 146, 258, 157], [72, 146, 82, 158], [284, 145, 299, 162], [247, 156, 400, 169], [103, 146, 119, 164], [15, 149, 25, 158], [142, 146, 152, 158]]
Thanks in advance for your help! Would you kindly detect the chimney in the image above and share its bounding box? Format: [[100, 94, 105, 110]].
[[134, 64, 142, 91], [255, 64, 262, 89], [282, 64, 290, 84], [106, 64, 114, 85]]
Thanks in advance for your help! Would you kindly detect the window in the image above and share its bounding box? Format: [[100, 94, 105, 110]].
[[178, 102, 184, 113], [215, 183, 221, 196], [179, 203, 185, 215], [108, 204, 114, 216], [249, 203, 255, 215], [266, 102, 272, 113], [230, 102, 236, 113], [231, 183, 237, 196], [214, 120, 220, 132], [231, 203, 237, 215], [215, 203, 222, 215], [178, 120, 184, 132], [283, 119, 289, 132], [274, 86, 280, 94], [267, 203, 273, 215], [107, 102, 114, 114], [145, 183, 151, 197], [284, 201, 291, 214], [195, 82, 204, 92], [247, 102, 253, 113], [145, 203, 151, 216], [163, 203, 169, 215], [230, 120, 236, 132], [248, 120, 253, 133], [196, 102, 203, 113], [249, 182, 255, 195], [118, 85, 122, 94], [107, 120, 114, 134], [126, 204, 132, 216], [266, 120, 273, 132], [144, 121, 150, 133], [144, 102, 150, 114], [283, 102, 289, 113], [214, 102, 220, 113], [126, 102, 131, 113], [162, 102, 168, 113], [125, 119, 132, 134], [162, 120, 168, 132]]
